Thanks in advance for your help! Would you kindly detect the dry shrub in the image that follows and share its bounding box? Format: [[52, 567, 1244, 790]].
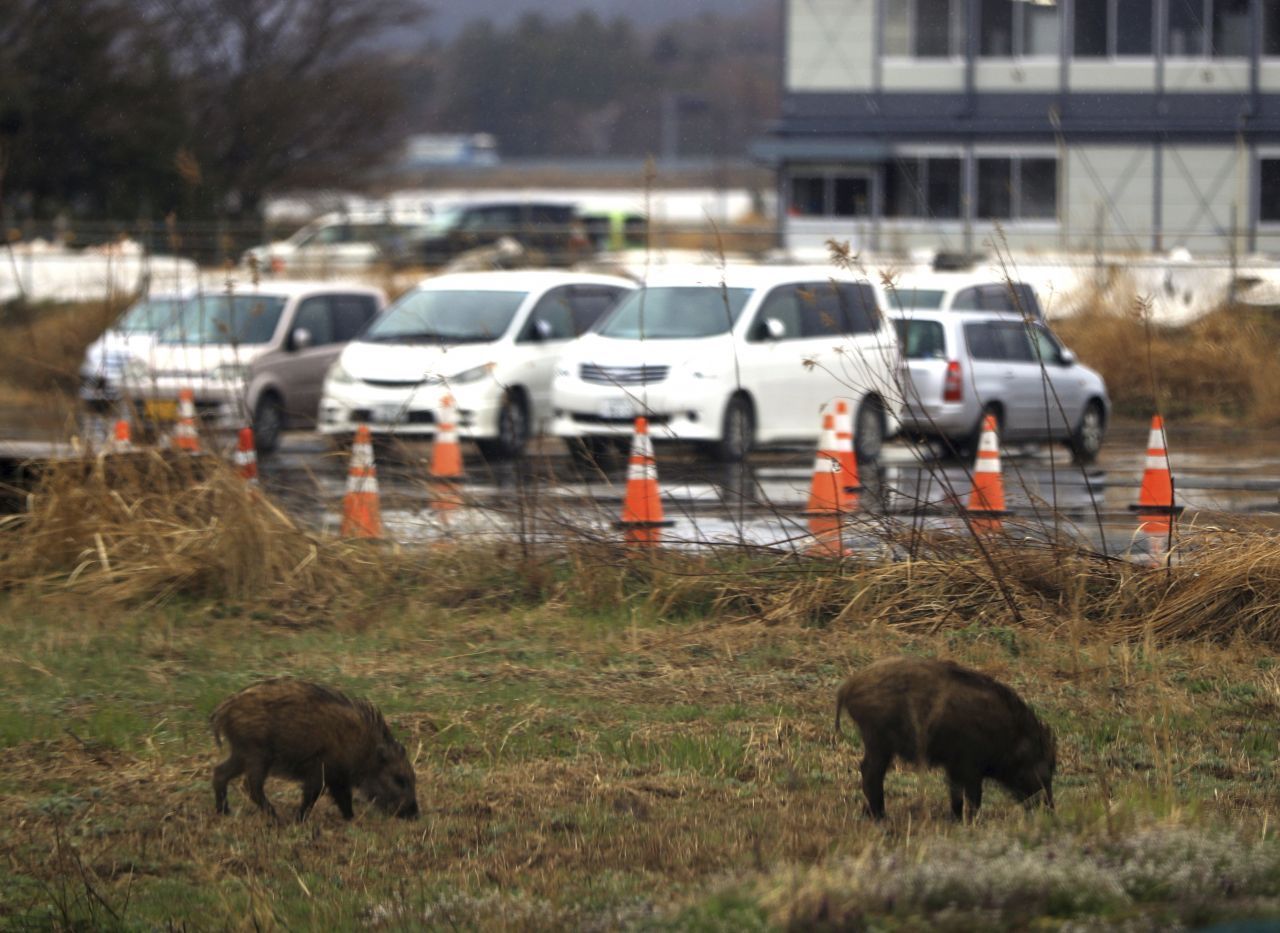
[[0, 449, 395, 615], [1055, 287, 1280, 423], [0, 296, 131, 395]]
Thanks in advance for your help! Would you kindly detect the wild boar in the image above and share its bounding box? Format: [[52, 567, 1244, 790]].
[[211, 678, 419, 822], [835, 657, 1055, 820]]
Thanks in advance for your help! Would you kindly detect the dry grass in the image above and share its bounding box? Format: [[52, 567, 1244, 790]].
[[1055, 290, 1280, 424], [0, 296, 131, 398]]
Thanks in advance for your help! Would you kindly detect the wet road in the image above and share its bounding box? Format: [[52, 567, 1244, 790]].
[[10, 415, 1280, 555]]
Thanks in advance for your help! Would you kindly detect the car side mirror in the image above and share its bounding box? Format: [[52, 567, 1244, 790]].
[[291, 327, 313, 351], [1059, 348, 1075, 366], [533, 318, 554, 341], [762, 317, 786, 340]]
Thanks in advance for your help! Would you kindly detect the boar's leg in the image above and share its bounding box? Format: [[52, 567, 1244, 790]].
[[213, 754, 245, 815], [244, 758, 279, 822], [297, 773, 324, 822], [328, 780, 356, 820], [859, 743, 891, 820], [945, 767, 983, 821]]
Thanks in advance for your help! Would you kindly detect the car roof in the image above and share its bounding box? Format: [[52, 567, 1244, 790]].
[[634, 264, 875, 289], [190, 279, 386, 300], [886, 306, 1038, 323], [412, 270, 637, 291]]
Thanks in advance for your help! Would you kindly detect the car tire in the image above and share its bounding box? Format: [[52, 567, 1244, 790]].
[[709, 394, 753, 463], [252, 393, 284, 456], [477, 392, 529, 461], [1069, 400, 1106, 465], [853, 396, 885, 464]]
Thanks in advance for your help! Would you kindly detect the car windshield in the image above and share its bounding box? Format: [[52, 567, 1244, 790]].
[[363, 289, 526, 343], [886, 288, 946, 311], [159, 294, 287, 345], [893, 319, 947, 360], [596, 287, 752, 339], [421, 207, 465, 235], [117, 297, 184, 335]]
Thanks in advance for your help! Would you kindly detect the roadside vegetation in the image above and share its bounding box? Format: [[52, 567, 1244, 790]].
[[0, 456, 1278, 928]]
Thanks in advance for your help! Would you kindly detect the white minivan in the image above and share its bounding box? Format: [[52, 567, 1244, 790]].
[[551, 265, 902, 462], [318, 271, 635, 458]]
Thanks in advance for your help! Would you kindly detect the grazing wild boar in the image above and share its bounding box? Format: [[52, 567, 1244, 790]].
[[211, 678, 419, 822], [835, 657, 1055, 820]]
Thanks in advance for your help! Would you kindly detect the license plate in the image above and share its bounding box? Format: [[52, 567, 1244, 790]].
[[598, 398, 635, 420], [145, 399, 179, 421], [373, 403, 403, 424]]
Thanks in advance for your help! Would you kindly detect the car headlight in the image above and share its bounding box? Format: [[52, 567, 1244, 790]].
[[450, 362, 496, 384], [325, 359, 356, 386], [212, 363, 249, 383]]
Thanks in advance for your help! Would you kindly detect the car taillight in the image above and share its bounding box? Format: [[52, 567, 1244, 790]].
[[943, 360, 962, 402]]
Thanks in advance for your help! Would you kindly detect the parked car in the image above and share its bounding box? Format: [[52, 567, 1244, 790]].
[[317, 271, 635, 458], [80, 290, 190, 407], [551, 265, 902, 463], [242, 213, 431, 275], [884, 272, 1046, 320], [128, 281, 386, 453], [890, 307, 1108, 463], [410, 200, 589, 267]]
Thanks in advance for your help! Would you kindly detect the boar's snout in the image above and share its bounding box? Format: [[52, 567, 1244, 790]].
[[397, 800, 420, 820]]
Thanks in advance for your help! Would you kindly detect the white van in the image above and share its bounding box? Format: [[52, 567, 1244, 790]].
[[551, 266, 902, 462]]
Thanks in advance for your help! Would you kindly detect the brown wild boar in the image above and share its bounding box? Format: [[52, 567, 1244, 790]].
[[835, 657, 1055, 820], [211, 678, 419, 822]]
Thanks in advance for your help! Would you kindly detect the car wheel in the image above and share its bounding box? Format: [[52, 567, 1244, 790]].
[[853, 396, 885, 464], [1069, 400, 1106, 465], [709, 395, 753, 463], [252, 394, 284, 455], [478, 393, 529, 460]]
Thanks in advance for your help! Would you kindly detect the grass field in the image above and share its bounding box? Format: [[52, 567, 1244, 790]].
[[1, 561, 1278, 930]]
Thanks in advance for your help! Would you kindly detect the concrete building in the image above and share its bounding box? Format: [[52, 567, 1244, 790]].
[[758, 0, 1280, 258]]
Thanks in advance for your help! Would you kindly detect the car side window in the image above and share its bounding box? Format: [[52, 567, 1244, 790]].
[[1029, 325, 1063, 364], [964, 322, 999, 360], [751, 285, 803, 341], [292, 297, 334, 346], [796, 281, 849, 338], [989, 321, 1035, 361], [518, 287, 575, 342], [840, 282, 882, 334], [331, 295, 379, 342], [566, 286, 625, 335]]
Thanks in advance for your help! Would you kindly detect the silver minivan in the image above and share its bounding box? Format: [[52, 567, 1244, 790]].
[[890, 308, 1109, 463], [129, 281, 386, 453]]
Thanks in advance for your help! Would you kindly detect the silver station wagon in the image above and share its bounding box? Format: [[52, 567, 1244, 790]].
[[890, 307, 1109, 463]]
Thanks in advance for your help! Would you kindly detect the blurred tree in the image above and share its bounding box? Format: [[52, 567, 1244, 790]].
[[144, 0, 431, 220], [0, 0, 184, 220]]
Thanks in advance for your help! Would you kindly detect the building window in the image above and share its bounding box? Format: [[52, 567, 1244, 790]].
[[976, 156, 1058, 220], [1167, 0, 1249, 57], [788, 172, 871, 218], [980, 0, 1060, 57], [1074, 0, 1154, 56], [885, 0, 964, 57], [885, 157, 963, 219], [1260, 159, 1280, 222], [1267, 0, 1280, 55]]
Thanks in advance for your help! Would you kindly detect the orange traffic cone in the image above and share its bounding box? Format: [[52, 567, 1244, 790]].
[[615, 417, 673, 547], [1129, 414, 1182, 561], [110, 418, 133, 453], [429, 394, 465, 512], [234, 427, 258, 485], [173, 388, 200, 452], [805, 413, 854, 514], [832, 399, 862, 506], [965, 414, 1010, 533], [341, 425, 382, 538]]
